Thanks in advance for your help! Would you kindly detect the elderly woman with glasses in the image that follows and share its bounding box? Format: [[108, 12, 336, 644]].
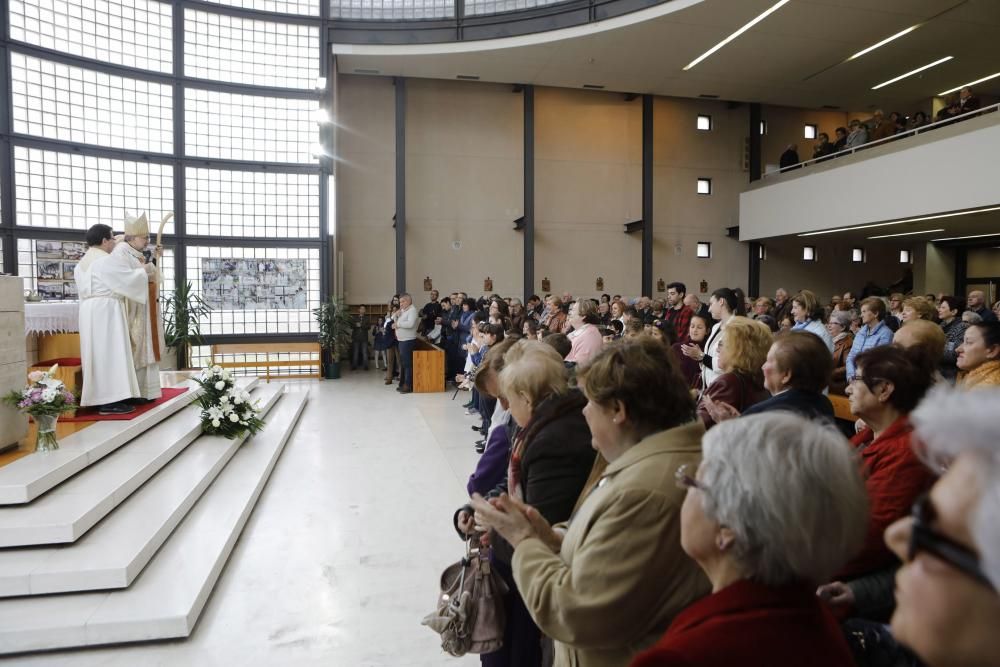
[[815, 345, 936, 621], [471, 338, 710, 667], [631, 412, 867, 667], [884, 386, 1000, 667]]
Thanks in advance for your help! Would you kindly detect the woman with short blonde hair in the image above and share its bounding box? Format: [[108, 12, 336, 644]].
[[901, 296, 936, 323], [790, 289, 834, 352], [696, 317, 772, 428]]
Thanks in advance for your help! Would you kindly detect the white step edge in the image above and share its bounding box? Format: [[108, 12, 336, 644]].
[[0, 384, 287, 597], [0, 383, 278, 548], [0, 387, 308, 655], [0, 377, 260, 505]]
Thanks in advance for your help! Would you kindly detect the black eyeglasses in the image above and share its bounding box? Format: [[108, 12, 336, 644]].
[[909, 493, 994, 590]]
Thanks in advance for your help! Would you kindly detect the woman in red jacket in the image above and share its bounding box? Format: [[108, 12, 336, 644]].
[[817, 344, 935, 620], [631, 412, 867, 667]]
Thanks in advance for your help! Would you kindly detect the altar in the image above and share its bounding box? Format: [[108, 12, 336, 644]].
[[24, 301, 82, 363]]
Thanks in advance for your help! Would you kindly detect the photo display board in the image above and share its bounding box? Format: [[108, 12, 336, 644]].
[[35, 240, 86, 299], [201, 258, 308, 310]]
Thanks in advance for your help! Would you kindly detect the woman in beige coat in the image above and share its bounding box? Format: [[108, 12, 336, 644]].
[[471, 337, 711, 667]]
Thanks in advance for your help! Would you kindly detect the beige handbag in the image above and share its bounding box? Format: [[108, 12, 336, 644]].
[[421, 538, 509, 656]]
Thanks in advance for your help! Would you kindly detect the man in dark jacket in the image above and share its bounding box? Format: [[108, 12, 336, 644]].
[[813, 133, 836, 161], [419, 289, 442, 335], [350, 306, 370, 371], [779, 144, 800, 171]]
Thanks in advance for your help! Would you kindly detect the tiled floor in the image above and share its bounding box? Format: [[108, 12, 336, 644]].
[[10, 372, 483, 666]]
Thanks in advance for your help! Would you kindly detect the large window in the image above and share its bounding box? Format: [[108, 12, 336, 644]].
[[2, 0, 327, 351]]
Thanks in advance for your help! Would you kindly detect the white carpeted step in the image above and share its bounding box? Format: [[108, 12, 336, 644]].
[[0, 383, 286, 597], [0, 387, 308, 655], [0, 377, 259, 505], [0, 382, 277, 548]]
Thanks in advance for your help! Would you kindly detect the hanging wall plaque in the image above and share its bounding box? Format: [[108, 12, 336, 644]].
[[656, 278, 666, 293], [541, 277, 551, 292], [423, 276, 433, 291]]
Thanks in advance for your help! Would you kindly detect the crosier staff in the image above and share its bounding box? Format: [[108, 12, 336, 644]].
[[150, 212, 173, 362]]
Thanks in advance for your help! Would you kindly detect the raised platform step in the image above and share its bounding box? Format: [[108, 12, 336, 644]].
[[0, 382, 279, 548], [0, 384, 286, 597], [0, 386, 308, 655], [0, 377, 259, 505]]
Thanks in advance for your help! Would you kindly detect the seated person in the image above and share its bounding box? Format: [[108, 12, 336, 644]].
[[885, 385, 1000, 667], [827, 310, 854, 394], [631, 412, 867, 667], [818, 345, 935, 621]]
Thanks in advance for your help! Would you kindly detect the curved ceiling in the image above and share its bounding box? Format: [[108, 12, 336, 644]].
[[333, 0, 1000, 110]]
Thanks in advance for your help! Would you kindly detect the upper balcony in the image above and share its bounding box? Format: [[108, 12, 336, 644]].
[[739, 105, 1000, 243]]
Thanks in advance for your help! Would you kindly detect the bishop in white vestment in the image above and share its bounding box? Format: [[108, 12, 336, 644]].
[[75, 224, 155, 412], [112, 213, 163, 401]]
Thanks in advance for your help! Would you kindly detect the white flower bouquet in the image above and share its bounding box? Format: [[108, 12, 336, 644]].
[[3, 364, 77, 451], [193, 366, 265, 439]]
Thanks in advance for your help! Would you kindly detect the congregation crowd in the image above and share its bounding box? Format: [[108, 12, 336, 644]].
[[779, 85, 989, 171], [353, 281, 999, 667]]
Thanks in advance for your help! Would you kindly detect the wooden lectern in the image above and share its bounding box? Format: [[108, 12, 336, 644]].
[[412, 338, 445, 393]]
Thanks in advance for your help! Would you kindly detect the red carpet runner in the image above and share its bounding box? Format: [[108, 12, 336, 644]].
[[59, 388, 190, 422]]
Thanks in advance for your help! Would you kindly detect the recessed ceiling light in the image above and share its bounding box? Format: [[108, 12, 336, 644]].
[[931, 232, 1000, 242], [683, 0, 791, 71], [867, 229, 944, 239], [582, 84, 605, 89], [939, 71, 1000, 96], [798, 205, 1000, 237], [456, 74, 480, 80], [699, 94, 720, 99], [872, 56, 953, 90], [353, 68, 380, 75], [848, 24, 921, 61]]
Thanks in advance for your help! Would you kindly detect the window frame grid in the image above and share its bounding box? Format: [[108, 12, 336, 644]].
[[0, 0, 330, 343]]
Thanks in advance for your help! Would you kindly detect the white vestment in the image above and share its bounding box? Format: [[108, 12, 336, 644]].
[[74, 248, 148, 406], [111, 243, 162, 400]]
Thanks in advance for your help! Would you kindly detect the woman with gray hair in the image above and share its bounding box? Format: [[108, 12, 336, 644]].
[[827, 309, 855, 394], [885, 386, 1000, 667], [631, 413, 867, 666]]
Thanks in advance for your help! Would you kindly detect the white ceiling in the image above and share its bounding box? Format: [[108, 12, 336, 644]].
[[333, 0, 1000, 110]]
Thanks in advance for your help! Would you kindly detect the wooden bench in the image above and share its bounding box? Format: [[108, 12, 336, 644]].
[[209, 342, 322, 382], [829, 394, 856, 423]]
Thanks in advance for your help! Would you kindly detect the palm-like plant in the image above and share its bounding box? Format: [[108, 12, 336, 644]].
[[162, 281, 212, 369], [313, 297, 354, 366]]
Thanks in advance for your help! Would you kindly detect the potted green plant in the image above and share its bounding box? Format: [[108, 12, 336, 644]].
[[313, 297, 354, 379], [162, 281, 212, 370]]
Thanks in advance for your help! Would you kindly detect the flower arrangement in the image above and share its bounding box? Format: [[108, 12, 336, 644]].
[[192, 366, 265, 440], [3, 364, 77, 451], [3, 365, 76, 417]]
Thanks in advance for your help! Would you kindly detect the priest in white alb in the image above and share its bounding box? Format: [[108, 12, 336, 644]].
[[74, 223, 154, 415], [112, 213, 164, 403]]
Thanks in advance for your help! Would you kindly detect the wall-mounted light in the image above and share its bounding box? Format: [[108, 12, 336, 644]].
[[852, 247, 866, 263], [697, 114, 712, 131], [899, 250, 912, 264], [804, 124, 817, 139], [697, 242, 712, 258], [802, 246, 817, 261], [697, 178, 712, 195]]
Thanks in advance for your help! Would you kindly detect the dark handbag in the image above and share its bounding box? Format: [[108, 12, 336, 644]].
[[421, 537, 509, 656]]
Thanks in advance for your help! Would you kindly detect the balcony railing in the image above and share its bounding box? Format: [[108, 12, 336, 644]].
[[765, 103, 1000, 178]]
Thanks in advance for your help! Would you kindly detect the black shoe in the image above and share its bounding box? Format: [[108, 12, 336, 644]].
[[475, 440, 486, 454], [98, 402, 136, 415], [398, 386, 412, 394], [471, 425, 481, 432], [127, 398, 156, 405]]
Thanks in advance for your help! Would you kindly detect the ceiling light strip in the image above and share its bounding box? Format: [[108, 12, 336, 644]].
[[849, 25, 920, 61], [683, 0, 791, 71], [798, 205, 1000, 237], [931, 232, 1000, 242], [868, 229, 944, 239], [872, 56, 953, 90], [939, 71, 1000, 96]]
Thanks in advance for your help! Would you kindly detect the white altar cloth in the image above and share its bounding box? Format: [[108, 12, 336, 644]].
[[24, 301, 80, 335]]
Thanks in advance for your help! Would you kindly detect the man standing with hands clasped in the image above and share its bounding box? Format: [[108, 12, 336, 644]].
[[393, 293, 419, 394]]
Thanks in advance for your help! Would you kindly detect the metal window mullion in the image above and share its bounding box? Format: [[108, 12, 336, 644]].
[[182, 0, 323, 25], [184, 236, 323, 248], [1, 29, 17, 275], [173, 0, 187, 298]]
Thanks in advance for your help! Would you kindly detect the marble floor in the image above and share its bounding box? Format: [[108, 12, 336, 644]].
[[9, 372, 484, 666]]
